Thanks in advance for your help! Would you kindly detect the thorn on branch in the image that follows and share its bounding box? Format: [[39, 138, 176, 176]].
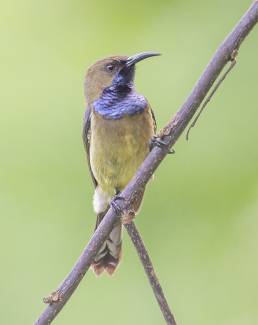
[[230, 49, 238, 62], [43, 291, 62, 305]]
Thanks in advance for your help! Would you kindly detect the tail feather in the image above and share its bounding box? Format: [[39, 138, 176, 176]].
[[91, 186, 146, 275], [92, 209, 122, 276]]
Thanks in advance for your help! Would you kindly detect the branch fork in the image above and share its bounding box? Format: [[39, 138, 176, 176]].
[[35, 2, 258, 324]]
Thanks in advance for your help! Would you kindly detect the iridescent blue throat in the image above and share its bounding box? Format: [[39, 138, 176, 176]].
[[93, 85, 147, 120]]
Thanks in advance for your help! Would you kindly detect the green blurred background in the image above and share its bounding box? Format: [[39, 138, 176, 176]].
[[1, 0, 258, 324]]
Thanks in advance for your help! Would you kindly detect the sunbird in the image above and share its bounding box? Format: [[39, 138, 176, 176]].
[[83, 52, 160, 275]]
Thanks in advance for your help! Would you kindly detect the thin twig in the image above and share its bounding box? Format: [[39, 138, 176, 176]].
[[186, 50, 238, 140], [35, 2, 258, 324], [124, 222, 177, 325]]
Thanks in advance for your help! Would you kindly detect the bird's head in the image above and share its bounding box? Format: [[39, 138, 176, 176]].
[[84, 52, 160, 104]]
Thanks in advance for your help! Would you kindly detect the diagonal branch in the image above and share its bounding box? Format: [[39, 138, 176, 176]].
[[124, 222, 177, 325], [35, 2, 258, 324]]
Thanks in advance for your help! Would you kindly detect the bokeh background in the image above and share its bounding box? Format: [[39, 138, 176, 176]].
[[1, 0, 258, 324]]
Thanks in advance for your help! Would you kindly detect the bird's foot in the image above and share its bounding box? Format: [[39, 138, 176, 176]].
[[150, 136, 175, 154], [110, 195, 124, 217], [110, 196, 135, 224]]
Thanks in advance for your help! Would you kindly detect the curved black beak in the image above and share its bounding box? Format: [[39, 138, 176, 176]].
[[113, 52, 161, 87], [126, 52, 161, 67]]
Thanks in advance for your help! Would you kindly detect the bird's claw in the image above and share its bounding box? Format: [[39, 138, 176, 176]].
[[150, 136, 175, 154], [110, 196, 124, 217], [110, 196, 135, 224]]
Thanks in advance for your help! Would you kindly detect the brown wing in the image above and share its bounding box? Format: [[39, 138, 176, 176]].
[[150, 108, 157, 134], [82, 106, 98, 188]]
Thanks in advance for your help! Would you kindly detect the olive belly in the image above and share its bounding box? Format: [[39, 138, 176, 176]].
[[90, 109, 154, 194]]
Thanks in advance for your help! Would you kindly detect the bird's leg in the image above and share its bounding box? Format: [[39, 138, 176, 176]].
[[110, 195, 124, 217], [110, 194, 135, 224], [150, 136, 175, 154]]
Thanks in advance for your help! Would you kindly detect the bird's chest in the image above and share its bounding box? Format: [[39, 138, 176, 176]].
[[90, 110, 153, 192]]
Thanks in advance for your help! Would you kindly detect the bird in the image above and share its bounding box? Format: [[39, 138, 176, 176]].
[[83, 52, 160, 275]]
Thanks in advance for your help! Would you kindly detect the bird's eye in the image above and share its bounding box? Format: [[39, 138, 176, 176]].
[[106, 64, 115, 72]]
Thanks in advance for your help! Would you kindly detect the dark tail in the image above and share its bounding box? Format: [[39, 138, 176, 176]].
[[92, 210, 122, 276], [91, 187, 145, 275]]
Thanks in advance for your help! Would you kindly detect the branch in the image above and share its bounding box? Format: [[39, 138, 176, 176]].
[[124, 222, 177, 325], [35, 2, 258, 324]]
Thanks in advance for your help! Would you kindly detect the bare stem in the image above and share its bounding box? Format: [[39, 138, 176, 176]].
[[186, 50, 238, 140], [125, 222, 177, 325], [34, 2, 258, 324]]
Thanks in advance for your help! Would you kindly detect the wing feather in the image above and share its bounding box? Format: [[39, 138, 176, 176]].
[[150, 107, 157, 134], [82, 107, 98, 188]]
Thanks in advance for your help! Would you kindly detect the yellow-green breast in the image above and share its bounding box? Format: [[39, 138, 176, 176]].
[[90, 108, 154, 194]]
